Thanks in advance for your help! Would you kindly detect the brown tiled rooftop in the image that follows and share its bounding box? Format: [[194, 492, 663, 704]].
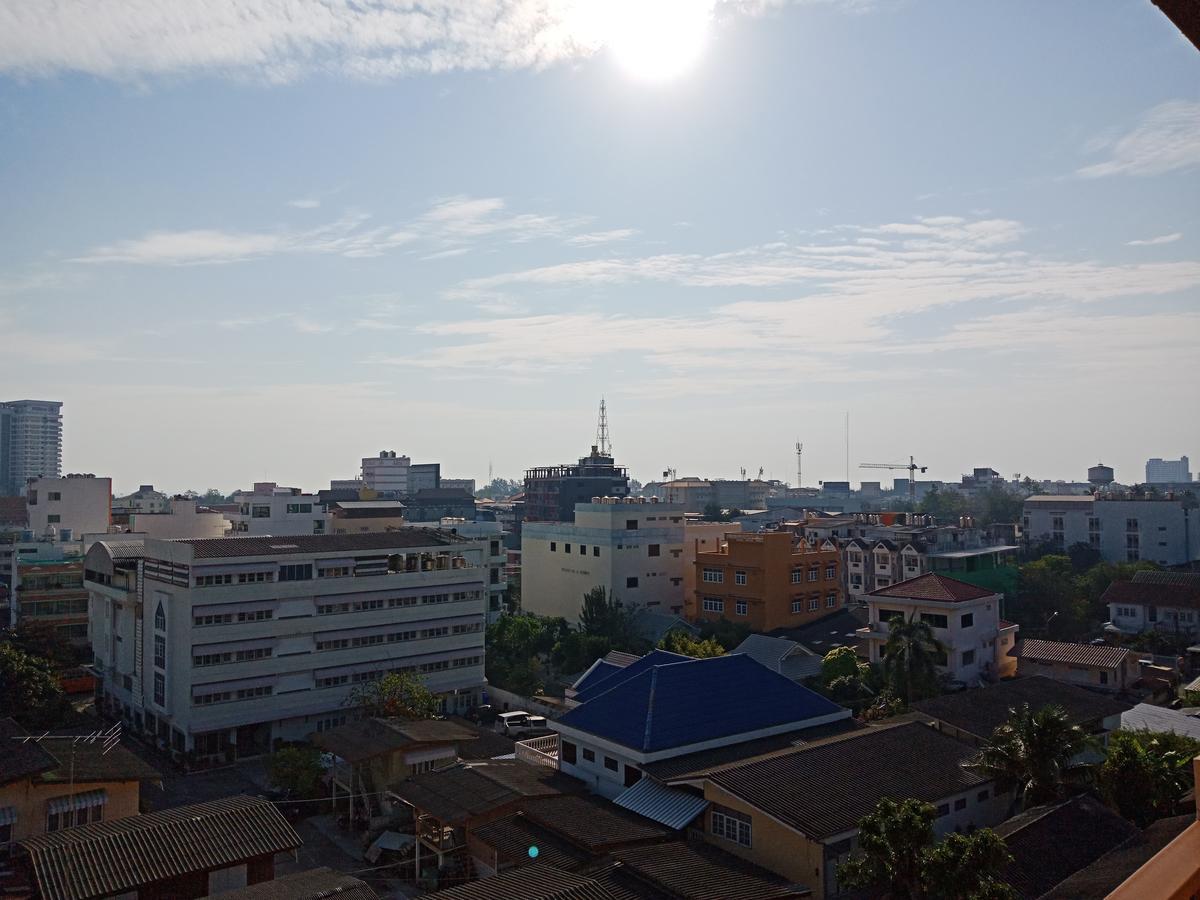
[[1011, 638, 1132, 670], [868, 572, 995, 603]]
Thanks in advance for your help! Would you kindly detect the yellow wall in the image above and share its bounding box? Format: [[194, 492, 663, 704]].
[[0, 779, 141, 843], [699, 783, 829, 899]]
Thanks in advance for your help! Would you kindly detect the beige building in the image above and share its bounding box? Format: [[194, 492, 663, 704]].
[[128, 498, 230, 540], [1010, 638, 1140, 691], [0, 718, 160, 851], [521, 499, 686, 623], [26, 474, 111, 539], [661, 478, 770, 514], [681, 521, 740, 616]]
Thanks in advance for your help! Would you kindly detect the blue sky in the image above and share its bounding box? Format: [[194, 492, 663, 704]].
[[1, 0, 1198, 494]]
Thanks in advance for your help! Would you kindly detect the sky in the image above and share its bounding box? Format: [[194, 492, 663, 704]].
[[1, 0, 1198, 496]]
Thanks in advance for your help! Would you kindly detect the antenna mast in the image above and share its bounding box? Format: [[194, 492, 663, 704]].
[[795, 441, 803, 488], [844, 412, 850, 483], [595, 397, 611, 456]]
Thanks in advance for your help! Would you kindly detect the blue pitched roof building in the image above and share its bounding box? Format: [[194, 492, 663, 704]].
[[552, 652, 851, 800]]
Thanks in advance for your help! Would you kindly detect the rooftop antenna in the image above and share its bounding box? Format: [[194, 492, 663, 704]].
[[795, 441, 803, 488], [740, 467, 747, 480], [595, 397, 611, 457], [845, 412, 850, 483]]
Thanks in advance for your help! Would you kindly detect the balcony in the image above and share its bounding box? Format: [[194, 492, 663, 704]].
[[514, 734, 560, 770]]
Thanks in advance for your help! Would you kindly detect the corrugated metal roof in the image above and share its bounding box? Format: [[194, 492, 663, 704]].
[[1121, 702, 1200, 740], [199, 867, 379, 900], [426, 864, 617, 899], [612, 778, 707, 830], [611, 841, 806, 899], [520, 794, 673, 851], [1011, 638, 1131, 669], [20, 795, 301, 900]]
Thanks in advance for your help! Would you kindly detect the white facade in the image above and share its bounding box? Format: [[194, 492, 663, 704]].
[[858, 581, 1018, 684], [86, 531, 488, 759], [521, 499, 686, 623], [112, 485, 170, 516], [26, 474, 111, 539], [0, 400, 62, 497], [129, 499, 230, 540], [362, 451, 411, 495], [227, 483, 331, 536], [1146, 457, 1192, 483], [408, 519, 508, 622], [1023, 495, 1200, 566]]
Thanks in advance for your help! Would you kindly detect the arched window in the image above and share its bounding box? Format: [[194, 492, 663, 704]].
[[154, 602, 166, 632]]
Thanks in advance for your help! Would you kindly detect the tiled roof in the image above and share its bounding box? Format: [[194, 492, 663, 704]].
[[912, 675, 1131, 739], [644, 718, 864, 782], [200, 867, 379, 900], [705, 722, 986, 840], [20, 795, 302, 900], [1040, 814, 1195, 900], [775, 608, 867, 654], [426, 865, 617, 900], [868, 573, 995, 603], [0, 718, 56, 785], [570, 650, 692, 705], [390, 761, 574, 825], [611, 840, 806, 899], [520, 794, 674, 851], [1132, 570, 1200, 588], [1120, 702, 1200, 740], [603, 650, 641, 668], [471, 815, 590, 871], [555, 653, 847, 754], [1010, 639, 1132, 669], [311, 717, 476, 763], [177, 530, 466, 558], [1102, 579, 1200, 611], [732, 634, 799, 671], [996, 794, 1138, 899]]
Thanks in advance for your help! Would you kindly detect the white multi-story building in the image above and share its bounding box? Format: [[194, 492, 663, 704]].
[[26, 474, 111, 539], [1023, 494, 1200, 566], [521, 498, 686, 623], [112, 484, 170, 516], [408, 519, 508, 622], [361, 451, 412, 495], [0, 400, 63, 497], [85, 531, 488, 761], [1146, 457, 1192, 484], [857, 573, 1018, 685], [128, 498, 230, 540], [226, 483, 330, 536]]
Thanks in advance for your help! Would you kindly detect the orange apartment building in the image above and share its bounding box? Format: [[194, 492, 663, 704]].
[[688, 531, 843, 632]]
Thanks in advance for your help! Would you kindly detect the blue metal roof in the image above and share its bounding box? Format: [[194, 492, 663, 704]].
[[570, 660, 623, 696], [557, 653, 847, 753], [571, 649, 692, 705]]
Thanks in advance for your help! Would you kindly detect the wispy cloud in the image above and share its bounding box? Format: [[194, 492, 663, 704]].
[[1127, 232, 1182, 247], [1077, 100, 1200, 179], [565, 228, 638, 246], [71, 196, 601, 266], [288, 198, 321, 209]]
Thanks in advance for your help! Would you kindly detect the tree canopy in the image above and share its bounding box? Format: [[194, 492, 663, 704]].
[[881, 615, 946, 703], [1098, 729, 1200, 826], [266, 745, 325, 797], [579, 586, 634, 646], [657, 629, 725, 658], [0, 642, 70, 728], [345, 671, 439, 719]]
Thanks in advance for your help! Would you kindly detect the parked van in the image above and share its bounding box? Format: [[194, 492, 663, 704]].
[[495, 711, 531, 735]]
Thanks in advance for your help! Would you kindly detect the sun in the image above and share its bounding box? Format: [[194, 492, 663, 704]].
[[604, 0, 713, 83]]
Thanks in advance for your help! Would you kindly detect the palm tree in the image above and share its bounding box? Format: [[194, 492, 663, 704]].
[[971, 703, 1095, 813], [881, 614, 946, 704]]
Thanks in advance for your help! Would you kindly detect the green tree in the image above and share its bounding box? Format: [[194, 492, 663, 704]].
[[0, 642, 70, 728], [837, 797, 1015, 900], [971, 703, 1094, 812], [696, 617, 752, 651], [919, 485, 970, 522], [820, 645, 861, 683], [1014, 555, 1086, 639], [552, 631, 613, 674], [345, 671, 439, 719], [1065, 542, 1102, 574], [702, 502, 723, 521], [486, 613, 563, 693], [658, 629, 725, 658], [882, 615, 946, 704], [578, 586, 632, 644], [266, 745, 325, 797], [1098, 729, 1200, 826], [976, 486, 1024, 527], [8, 619, 78, 668], [199, 488, 228, 505]]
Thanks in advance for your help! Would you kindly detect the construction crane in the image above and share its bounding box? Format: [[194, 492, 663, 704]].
[[860, 455, 927, 503]]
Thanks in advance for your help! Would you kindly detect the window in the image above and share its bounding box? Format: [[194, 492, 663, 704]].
[[550, 542, 556, 552], [960, 613, 974, 628], [1126, 518, 1139, 532], [47, 514, 61, 524], [735, 600, 748, 616], [825, 564, 836, 580], [702, 568, 723, 584], [48, 491, 62, 501], [582, 748, 595, 763], [977, 790, 990, 802], [278, 564, 313, 582], [791, 568, 803, 584], [962, 649, 976, 666], [808, 596, 819, 611], [153, 673, 165, 706], [936, 803, 950, 817], [318, 566, 349, 578], [193, 613, 233, 627], [826, 593, 837, 608], [791, 600, 803, 614], [251, 505, 271, 518], [47, 796, 105, 833], [578, 544, 587, 555], [711, 805, 752, 847], [954, 798, 967, 812], [604, 756, 619, 772], [237, 571, 274, 584], [237, 609, 273, 622], [648, 544, 661, 557], [702, 598, 724, 613], [1099, 670, 1109, 685], [565, 544, 571, 553], [626, 577, 639, 589], [154, 602, 165, 631], [286, 503, 313, 514], [593, 546, 600, 557], [921, 613, 949, 629], [153, 635, 165, 669], [808, 567, 819, 582], [626, 519, 638, 530], [316, 715, 348, 733], [561, 740, 577, 765], [734, 571, 747, 586], [195, 574, 233, 587]]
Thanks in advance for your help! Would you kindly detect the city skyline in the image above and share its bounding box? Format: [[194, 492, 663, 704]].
[[1, 1, 1198, 491]]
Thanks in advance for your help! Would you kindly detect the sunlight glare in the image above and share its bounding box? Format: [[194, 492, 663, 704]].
[[603, 0, 713, 83]]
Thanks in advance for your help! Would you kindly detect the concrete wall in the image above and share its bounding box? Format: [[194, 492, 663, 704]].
[[0, 778, 141, 844], [1015, 655, 1139, 691], [27, 475, 111, 538]]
